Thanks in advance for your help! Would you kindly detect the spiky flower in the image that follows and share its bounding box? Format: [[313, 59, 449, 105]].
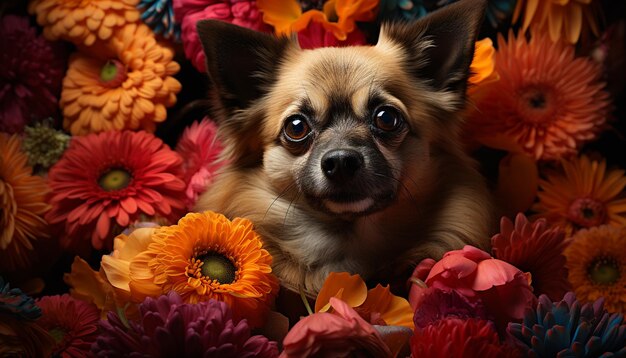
[[507, 292, 626, 357], [0, 277, 41, 321], [22, 122, 71, 170]]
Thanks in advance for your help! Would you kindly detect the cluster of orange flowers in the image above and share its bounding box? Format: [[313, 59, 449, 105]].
[[28, 0, 181, 135]]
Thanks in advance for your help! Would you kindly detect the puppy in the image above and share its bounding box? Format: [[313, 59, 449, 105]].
[[195, 0, 494, 293]]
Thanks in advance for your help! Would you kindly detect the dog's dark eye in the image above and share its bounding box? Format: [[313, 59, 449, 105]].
[[284, 115, 311, 141], [374, 107, 402, 132]]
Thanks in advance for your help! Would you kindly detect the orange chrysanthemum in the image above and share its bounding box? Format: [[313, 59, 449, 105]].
[[513, 0, 600, 44], [532, 155, 626, 236], [315, 272, 414, 330], [103, 211, 279, 327], [0, 133, 50, 272], [466, 31, 610, 160], [256, 0, 377, 41], [28, 0, 141, 47], [61, 23, 181, 135], [564, 225, 626, 313]]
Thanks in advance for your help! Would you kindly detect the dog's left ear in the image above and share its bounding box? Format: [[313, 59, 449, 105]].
[[378, 0, 487, 97], [196, 20, 293, 117]]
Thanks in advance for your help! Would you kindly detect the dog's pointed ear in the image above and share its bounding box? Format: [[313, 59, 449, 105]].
[[378, 0, 487, 96], [196, 20, 293, 115]]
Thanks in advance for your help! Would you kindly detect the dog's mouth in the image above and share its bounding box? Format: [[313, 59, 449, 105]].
[[324, 197, 375, 214]]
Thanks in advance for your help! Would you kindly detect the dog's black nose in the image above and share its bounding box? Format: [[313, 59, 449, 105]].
[[321, 149, 364, 182]]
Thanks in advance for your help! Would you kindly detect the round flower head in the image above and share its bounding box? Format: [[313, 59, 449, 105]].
[[22, 122, 71, 170], [28, 0, 141, 46], [122, 211, 279, 327], [491, 213, 571, 301], [174, 0, 271, 72], [46, 130, 186, 250], [0, 133, 51, 272], [138, 0, 181, 41], [93, 292, 279, 357], [35, 295, 100, 357], [466, 31, 610, 160], [175, 119, 225, 209], [513, 0, 600, 44], [61, 23, 181, 135], [508, 292, 626, 356], [564, 225, 626, 313], [532, 155, 626, 235], [0, 15, 65, 134], [410, 318, 516, 358]]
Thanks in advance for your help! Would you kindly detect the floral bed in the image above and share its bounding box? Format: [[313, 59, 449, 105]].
[[1, 0, 625, 356]]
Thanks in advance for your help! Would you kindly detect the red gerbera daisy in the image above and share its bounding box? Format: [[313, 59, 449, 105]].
[[46, 130, 186, 250], [35, 294, 100, 358], [491, 213, 571, 301], [410, 318, 518, 358], [466, 30, 610, 160]]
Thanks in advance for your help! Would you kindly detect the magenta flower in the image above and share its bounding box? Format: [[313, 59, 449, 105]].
[[93, 292, 279, 357], [281, 297, 392, 357], [174, 0, 271, 72], [0, 15, 65, 133], [412, 287, 489, 329], [176, 119, 225, 209]]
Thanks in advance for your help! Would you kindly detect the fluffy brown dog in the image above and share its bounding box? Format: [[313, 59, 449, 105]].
[[195, 0, 494, 293]]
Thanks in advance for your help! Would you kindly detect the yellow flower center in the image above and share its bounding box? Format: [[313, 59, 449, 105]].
[[588, 256, 621, 285], [189, 252, 237, 285], [98, 168, 131, 192], [567, 197, 606, 228]]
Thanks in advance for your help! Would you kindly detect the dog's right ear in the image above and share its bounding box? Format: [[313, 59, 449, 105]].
[[196, 20, 293, 117]]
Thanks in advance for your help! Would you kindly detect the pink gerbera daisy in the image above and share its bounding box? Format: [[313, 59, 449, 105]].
[[46, 130, 186, 250], [175, 119, 225, 209], [466, 30, 610, 161]]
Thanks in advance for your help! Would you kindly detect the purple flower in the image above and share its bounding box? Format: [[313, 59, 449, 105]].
[[92, 292, 278, 357], [0, 15, 65, 134]]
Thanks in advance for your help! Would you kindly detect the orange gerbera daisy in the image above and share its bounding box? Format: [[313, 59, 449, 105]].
[[256, 0, 377, 41], [513, 0, 600, 44], [465, 31, 610, 160], [315, 272, 414, 330], [61, 23, 181, 135], [564, 225, 626, 313], [103, 211, 279, 327], [0, 133, 50, 272], [532, 155, 626, 236], [28, 0, 141, 47]]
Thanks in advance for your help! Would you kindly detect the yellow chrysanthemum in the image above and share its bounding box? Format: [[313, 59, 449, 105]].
[[28, 0, 141, 47], [102, 211, 279, 327], [60, 23, 181, 135], [532, 155, 626, 236], [0, 133, 50, 271], [564, 225, 626, 313], [513, 0, 600, 44]]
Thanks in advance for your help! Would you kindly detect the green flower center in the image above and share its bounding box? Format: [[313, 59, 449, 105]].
[[198, 253, 237, 284], [99, 59, 127, 87], [98, 168, 131, 192], [49, 327, 66, 345], [588, 256, 621, 285]]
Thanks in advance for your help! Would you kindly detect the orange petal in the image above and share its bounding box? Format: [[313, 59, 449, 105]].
[[363, 285, 414, 330], [257, 0, 302, 35], [63, 256, 110, 310], [315, 272, 367, 313]]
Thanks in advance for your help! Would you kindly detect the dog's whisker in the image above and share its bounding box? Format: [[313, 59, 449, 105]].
[[283, 189, 302, 227], [372, 172, 421, 212], [263, 182, 298, 221]]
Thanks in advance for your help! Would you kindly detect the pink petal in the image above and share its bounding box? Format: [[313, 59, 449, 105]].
[[120, 197, 138, 215], [95, 213, 110, 240], [472, 259, 522, 291]]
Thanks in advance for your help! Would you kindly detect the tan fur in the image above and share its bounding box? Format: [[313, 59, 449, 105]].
[[195, 26, 495, 293]]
